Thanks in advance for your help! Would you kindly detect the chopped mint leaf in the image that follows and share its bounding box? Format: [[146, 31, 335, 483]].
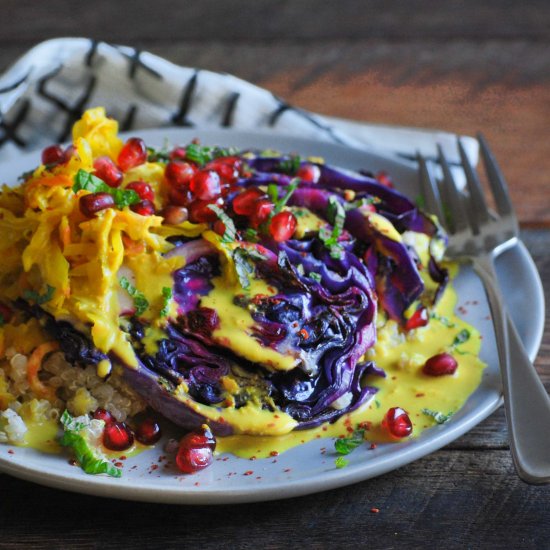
[[23, 284, 55, 305], [59, 410, 121, 478], [309, 272, 322, 283], [119, 276, 149, 316], [375, 399, 381, 409], [335, 456, 349, 469], [73, 170, 139, 208], [207, 204, 237, 243], [422, 408, 453, 424], [232, 247, 267, 291], [159, 287, 173, 318], [334, 429, 365, 456], [146, 145, 171, 163]]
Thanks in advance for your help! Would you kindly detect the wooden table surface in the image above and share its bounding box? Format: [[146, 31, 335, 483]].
[[1, 2, 549, 548]]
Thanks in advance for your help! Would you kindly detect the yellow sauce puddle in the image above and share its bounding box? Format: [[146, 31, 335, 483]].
[[216, 285, 485, 458]]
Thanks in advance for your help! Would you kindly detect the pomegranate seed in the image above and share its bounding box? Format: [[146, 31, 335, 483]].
[[206, 157, 241, 184], [92, 408, 115, 424], [62, 145, 77, 164], [297, 164, 321, 183], [169, 147, 187, 161], [131, 200, 155, 216], [213, 219, 226, 236], [269, 211, 297, 242], [250, 198, 274, 228], [188, 198, 223, 223], [165, 161, 196, 188], [80, 192, 115, 217], [175, 425, 216, 474], [125, 181, 154, 201], [118, 138, 147, 171], [232, 188, 265, 216], [405, 307, 429, 331], [169, 186, 193, 207], [190, 170, 221, 200], [376, 171, 394, 188], [0, 303, 13, 324], [135, 418, 162, 445], [162, 205, 189, 225], [41, 144, 64, 166], [103, 421, 134, 451], [423, 352, 458, 376], [93, 156, 123, 188], [383, 407, 413, 438]]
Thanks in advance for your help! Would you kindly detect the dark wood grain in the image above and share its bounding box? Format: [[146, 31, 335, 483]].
[[0, 2, 549, 548]]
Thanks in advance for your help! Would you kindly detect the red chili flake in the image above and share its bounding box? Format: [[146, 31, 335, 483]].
[[370, 443, 377, 450], [346, 426, 354, 433], [298, 328, 309, 339], [370, 507, 380, 514], [119, 455, 127, 460], [256, 476, 262, 480], [270, 451, 279, 457], [243, 470, 254, 476], [416, 392, 425, 398], [274, 415, 280, 419], [249, 456, 257, 461], [115, 462, 123, 468], [194, 482, 200, 486], [322, 426, 328, 432], [283, 468, 292, 473], [7, 449, 14, 455], [150, 464, 159, 471], [271, 459, 278, 463], [358, 421, 372, 430]]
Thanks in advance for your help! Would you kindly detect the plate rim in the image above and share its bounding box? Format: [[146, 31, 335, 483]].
[[0, 128, 544, 504]]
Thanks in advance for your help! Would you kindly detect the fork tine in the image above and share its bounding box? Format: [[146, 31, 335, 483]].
[[437, 144, 469, 234], [477, 132, 514, 218], [417, 153, 446, 226], [457, 138, 490, 232]]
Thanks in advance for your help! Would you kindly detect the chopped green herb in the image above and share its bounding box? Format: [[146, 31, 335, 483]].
[[415, 194, 426, 209], [183, 143, 238, 166], [232, 247, 267, 290], [267, 183, 279, 204], [279, 155, 301, 175], [23, 284, 55, 305], [273, 178, 299, 214], [334, 429, 365, 456], [59, 410, 121, 478], [73, 170, 140, 208], [319, 196, 346, 259], [207, 204, 237, 243], [244, 228, 258, 242], [430, 312, 456, 328], [422, 408, 454, 424], [309, 272, 322, 283], [375, 399, 381, 409], [18, 169, 35, 182], [452, 329, 471, 347], [335, 456, 349, 469], [159, 287, 173, 317], [119, 276, 149, 316], [146, 146, 171, 163]]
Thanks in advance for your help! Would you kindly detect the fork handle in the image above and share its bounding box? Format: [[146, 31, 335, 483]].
[[473, 254, 550, 484]]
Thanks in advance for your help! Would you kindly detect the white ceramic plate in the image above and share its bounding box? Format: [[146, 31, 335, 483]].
[[0, 129, 544, 504]]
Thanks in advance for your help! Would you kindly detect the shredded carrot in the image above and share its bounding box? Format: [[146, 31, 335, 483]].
[[26, 341, 59, 402], [122, 234, 145, 256], [25, 174, 73, 194]]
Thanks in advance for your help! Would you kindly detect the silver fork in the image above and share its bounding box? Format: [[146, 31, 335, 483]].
[[418, 137, 550, 484]]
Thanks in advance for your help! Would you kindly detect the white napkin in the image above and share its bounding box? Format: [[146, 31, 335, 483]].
[[0, 38, 478, 172]]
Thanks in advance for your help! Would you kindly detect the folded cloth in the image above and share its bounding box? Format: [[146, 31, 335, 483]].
[[0, 38, 478, 170]]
